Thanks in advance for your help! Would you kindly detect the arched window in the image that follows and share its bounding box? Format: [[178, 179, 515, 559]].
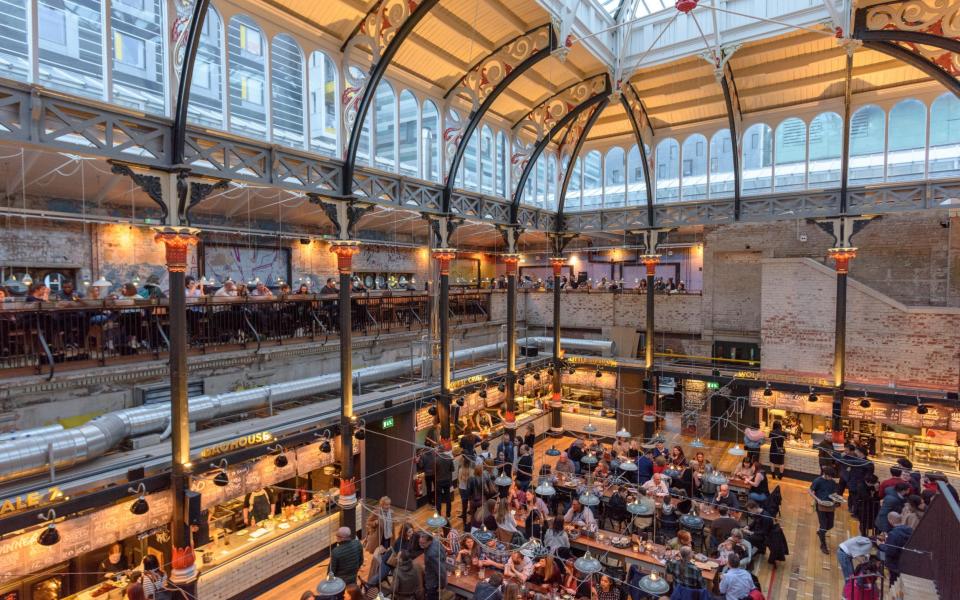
[[398, 90, 418, 176], [929, 93, 960, 178], [887, 99, 926, 181], [774, 118, 806, 191], [308, 50, 338, 157], [849, 105, 885, 184], [681, 134, 707, 201], [374, 81, 396, 172], [480, 126, 495, 194], [709, 130, 734, 198], [626, 145, 644, 205], [189, 6, 225, 129], [567, 158, 583, 211], [534, 157, 546, 206], [271, 34, 304, 148], [808, 112, 842, 187], [38, 0, 105, 100], [463, 132, 480, 190], [741, 123, 772, 195], [496, 131, 507, 197], [655, 138, 680, 202], [421, 100, 440, 181], [0, 0, 28, 82], [111, 0, 165, 114], [582, 150, 602, 210], [228, 15, 267, 139], [604, 147, 626, 207], [547, 155, 558, 209]]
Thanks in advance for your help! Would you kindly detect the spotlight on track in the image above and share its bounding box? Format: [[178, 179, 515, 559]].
[[37, 510, 60, 546], [128, 483, 149, 515], [808, 387, 818, 403], [763, 382, 772, 397]]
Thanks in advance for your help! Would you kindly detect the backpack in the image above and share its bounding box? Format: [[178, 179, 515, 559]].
[[747, 590, 766, 600]]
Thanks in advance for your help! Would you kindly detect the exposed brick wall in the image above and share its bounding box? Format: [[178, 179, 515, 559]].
[[760, 258, 960, 391], [521, 291, 703, 334]]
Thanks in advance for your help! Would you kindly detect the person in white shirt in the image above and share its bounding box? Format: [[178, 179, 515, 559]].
[[250, 281, 273, 297], [642, 473, 670, 496], [718, 553, 755, 600], [213, 280, 238, 297], [563, 499, 595, 528]]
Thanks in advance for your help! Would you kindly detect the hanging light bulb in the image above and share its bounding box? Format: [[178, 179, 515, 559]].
[[2, 273, 17, 287], [808, 387, 818, 403], [763, 382, 773, 397], [211, 460, 229, 487], [426, 512, 447, 528], [595, 367, 603, 378], [690, 438, 706, 449], [728, 444, 746, 456], [272, 445, 289, 468], [132, 273, 141, 284], [21, 272, 33, 286], [916, 402, 929, 415]]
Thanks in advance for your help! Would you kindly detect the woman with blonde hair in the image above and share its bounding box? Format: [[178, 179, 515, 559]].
[[375, 496, 394, 548], [502, 582, 521, 600]]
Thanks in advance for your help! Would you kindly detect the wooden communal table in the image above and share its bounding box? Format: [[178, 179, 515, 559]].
[[569, 529, 718, 582], [446, 570, 480, 598]]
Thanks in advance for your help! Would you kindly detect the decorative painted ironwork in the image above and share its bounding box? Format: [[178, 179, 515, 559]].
[[171, 0, 197, 82], [342, 0, 432, 150], [510, 75, 609, 200], [446, 25, 553, 111], [864, 0, 960, 75], [443, 107, 464, 177], [110, 162, 169, 223]]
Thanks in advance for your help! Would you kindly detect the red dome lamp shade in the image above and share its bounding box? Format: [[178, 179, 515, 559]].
[[676, 0, 699, 14]]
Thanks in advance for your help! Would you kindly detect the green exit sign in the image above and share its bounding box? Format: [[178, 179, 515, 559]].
[[707, 381, 720, 390], [381, 416, 395, 430]]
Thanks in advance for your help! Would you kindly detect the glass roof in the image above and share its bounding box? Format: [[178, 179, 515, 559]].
[[633, 0, 672, 18]]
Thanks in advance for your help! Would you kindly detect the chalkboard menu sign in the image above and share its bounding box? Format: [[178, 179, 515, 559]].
[[0, 491, 172, 586], [843, 398, 957, 431], [416, 407, 435, 432], [749, 389, 832, 417]]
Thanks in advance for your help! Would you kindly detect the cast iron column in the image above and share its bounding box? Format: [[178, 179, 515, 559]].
[[640, 253, 661, 441], [829, 247, 857, 444], [434, 248, 457, 440], [331, 241, 361, 528], [153, 226, 199, 588], [549, 256, 565, 435], [503, 253, 520, 439]]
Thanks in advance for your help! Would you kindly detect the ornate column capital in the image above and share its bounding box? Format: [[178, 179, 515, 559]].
[[153, 226, 200, 272], [330, 240, 362, 274], [549, 256, 566, 277], [639, 253, 661, 276], [432, 248, 458, 275], [828, 247, 857, 274], [502, 253, 521, 276]]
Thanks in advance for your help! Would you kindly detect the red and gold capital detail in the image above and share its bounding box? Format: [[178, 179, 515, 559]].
[[503, 253, 521, 276], [432, 248, 457, 276], [639, 253, 661, 277], [330, 240, 362, 274], [549, 256, 566, 277], [153, 226, 200, 272], [828, 247, 857, 274]]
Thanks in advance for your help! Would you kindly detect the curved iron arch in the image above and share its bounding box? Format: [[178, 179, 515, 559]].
[[341, 0, 441, 196], [171, 0, 213, 167], [510, 91, 610, 223], [620, 83, 656, 229], [555, 97, 609, 220], [442, 24, 557, 212]]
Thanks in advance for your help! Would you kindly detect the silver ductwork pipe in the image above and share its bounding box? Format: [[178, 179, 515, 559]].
[[0, 338, 517, 482], [521, 336, 614, 356]]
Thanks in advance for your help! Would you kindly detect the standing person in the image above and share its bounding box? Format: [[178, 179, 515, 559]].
[[497, 436, 516, 478], [419, 532, 447, 600], [523, 424, 535, 449], [374, 496, 395, 549], [854, 473, 881, 537], [435, 446, 455, 519], [419, 443, 437, 509], [879, 513, 913, 585], [816, 437, 836, 473], [515, 445, 534, 491], [768, 420, 786, 480], [809, 465, 840, 554], [456, 454, 473, 526], [637, 448, 654, 485], [99, 543, 130, 578], [330, 527, 364, 585], [743, 423, 765, 465], [875, 482, 910, 533]]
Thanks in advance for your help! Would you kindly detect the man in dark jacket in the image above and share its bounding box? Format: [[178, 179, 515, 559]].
[[636, 449, 654, 484], [515, 445, 534, 491], [330, 527, 364, 585], [875, 482, 909, 533], [880, 513, 913, 585], [419, 532, 447, 600], [419, 443, 437, 508], [743, 500, 775, 556], [435, 448, 455, 519]]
